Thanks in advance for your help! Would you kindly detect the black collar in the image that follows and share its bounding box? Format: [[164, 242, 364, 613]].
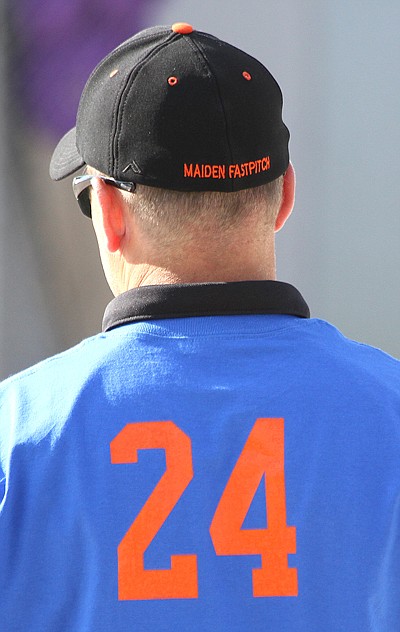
[[102, 281, 310, 332]]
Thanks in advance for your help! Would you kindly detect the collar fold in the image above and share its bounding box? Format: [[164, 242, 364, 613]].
[[102, 281, 310, 332]]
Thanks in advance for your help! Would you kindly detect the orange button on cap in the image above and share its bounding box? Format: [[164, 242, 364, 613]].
[[172, 22, 194, 34]]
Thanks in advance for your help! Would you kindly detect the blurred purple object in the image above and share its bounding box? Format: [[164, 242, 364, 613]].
[[12, 0, 159, 137]]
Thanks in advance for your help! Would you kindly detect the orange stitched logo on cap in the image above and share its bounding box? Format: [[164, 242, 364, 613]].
[[183, 156, 271, 180]]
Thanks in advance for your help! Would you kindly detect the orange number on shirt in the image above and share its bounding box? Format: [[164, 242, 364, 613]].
[[209, 418, 298, 597], [110, 421, 198, 600], [111, 418, 297, 600]]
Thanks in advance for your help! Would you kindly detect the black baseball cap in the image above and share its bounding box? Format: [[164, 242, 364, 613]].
[[50, 23, 289, 192]]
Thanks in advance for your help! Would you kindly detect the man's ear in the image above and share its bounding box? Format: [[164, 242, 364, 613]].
[[91, 177, 126, 252], [274, 162, 295, 233]]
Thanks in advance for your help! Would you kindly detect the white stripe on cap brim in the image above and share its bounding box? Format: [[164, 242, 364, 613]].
[[49, 127, 85, 181]]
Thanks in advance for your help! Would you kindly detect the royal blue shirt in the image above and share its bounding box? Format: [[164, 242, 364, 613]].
[[1, 282, 399, 631]]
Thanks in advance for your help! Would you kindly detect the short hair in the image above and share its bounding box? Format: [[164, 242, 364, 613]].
[[120, 178, 284, 244], [87, 166, 283, 245]]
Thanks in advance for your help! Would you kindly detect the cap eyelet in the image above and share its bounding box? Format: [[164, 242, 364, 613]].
[[168, 76, 179, 86], [242, 71, 252, 81]]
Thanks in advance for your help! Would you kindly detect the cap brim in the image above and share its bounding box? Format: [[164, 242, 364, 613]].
[[49, 127, 85, 181]]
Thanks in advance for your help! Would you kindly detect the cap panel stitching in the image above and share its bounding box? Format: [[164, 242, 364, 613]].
[[112, 32, 179, 175], [193, 30, 283, 94], [76, 28, 171, 175], [107, 30, 174, 174], [80, 28, 168, 95], [191, 32, 289, 188], [76, 29, 168, 115], [184, 36, 235, 191]]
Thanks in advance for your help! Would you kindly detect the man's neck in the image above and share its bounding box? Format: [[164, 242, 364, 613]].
[[113, 246, 276, 294], [109, 222, 277, 295]]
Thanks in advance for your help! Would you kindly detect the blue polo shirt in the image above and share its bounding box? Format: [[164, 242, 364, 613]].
[[0, 281, 399, 631]]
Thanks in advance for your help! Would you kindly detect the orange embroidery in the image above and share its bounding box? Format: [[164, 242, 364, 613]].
[[183, 163, 226, 179], [183, 156, 270, 180]]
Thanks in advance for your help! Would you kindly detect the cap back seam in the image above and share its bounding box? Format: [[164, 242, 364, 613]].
[[187, 36, 235, 191]]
